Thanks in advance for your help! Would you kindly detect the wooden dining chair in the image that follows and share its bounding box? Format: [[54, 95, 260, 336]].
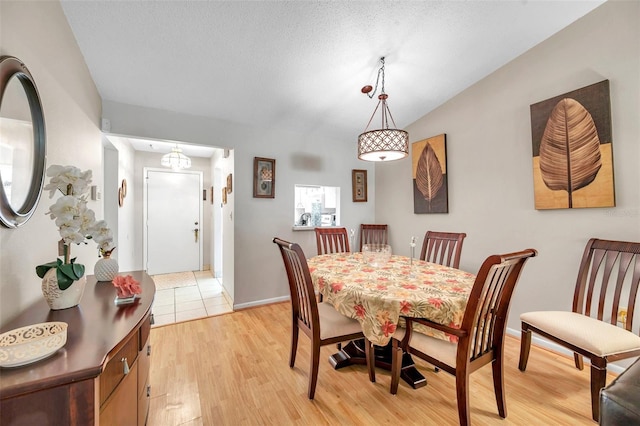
[[388, 249, 537, 426], [519, 238, 640, 421], [359, 224, 388, 251], [315, 227, 350, 255], [273, 237, 365, 399], [420, 231, 467, 269]]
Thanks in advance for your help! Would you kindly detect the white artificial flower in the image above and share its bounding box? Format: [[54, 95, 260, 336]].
[[59, 226, 85, 245], [44, 164, 114, 263], [44, 165, 92, 197], [48, 195, 81, 222], [90, 220, 112, 241]]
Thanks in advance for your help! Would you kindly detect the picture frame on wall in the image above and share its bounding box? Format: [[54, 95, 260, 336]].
[[530, 80, 614, 209], [253, 157, 275, 198], [226, 173, 233, 194], [210, 186, 214, 205], [412, 134, 448, 213], [352, 169, 367, 202], [222, 187, 227, 205]]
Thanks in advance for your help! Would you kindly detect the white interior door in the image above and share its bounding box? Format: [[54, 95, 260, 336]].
[[145, 169, 202, 275]]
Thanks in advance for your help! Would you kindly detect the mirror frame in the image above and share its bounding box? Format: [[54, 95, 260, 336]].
[[0, 56, 47, 228]]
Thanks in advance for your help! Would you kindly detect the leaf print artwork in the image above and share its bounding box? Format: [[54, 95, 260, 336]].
[[415, 142, 443, 210], [530, 80, 614, 210], [539, 98, 602, 208], [412, 134, 449, 214]]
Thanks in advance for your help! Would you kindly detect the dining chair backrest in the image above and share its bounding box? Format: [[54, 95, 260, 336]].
[[315, 227, 350, 255], [359, 224, 388, 251], [518, 238, 640, 421], [420, 231, 467, 269], [390, 248, 537, 425], [461, 249, 537, 361], [273, 237, 319, 337], [572, 238, 640, 332], [273, 237, 366, 400]]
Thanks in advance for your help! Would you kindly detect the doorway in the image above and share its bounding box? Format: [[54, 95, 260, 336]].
[[144, 168, 203, 275]]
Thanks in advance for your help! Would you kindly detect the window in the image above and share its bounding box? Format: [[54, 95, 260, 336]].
[[294, 185, 340, 228]]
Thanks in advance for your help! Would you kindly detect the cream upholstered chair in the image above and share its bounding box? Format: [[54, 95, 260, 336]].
[[420, 231, 467, 269], [273, 237, 365, 399], [315, 227, 350, 255], [359, 224, 388, 251], [519, 238, 640, 421], [385, 249, 537, 426]]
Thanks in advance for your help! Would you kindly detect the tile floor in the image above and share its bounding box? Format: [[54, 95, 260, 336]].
[[151, 270, 233, 327]]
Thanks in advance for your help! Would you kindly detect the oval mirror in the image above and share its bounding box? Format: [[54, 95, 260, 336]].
[[0, 56, 46, 228]]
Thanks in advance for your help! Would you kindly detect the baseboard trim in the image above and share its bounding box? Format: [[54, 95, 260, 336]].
[[234, 295, 290, 310], [505, 326, 626, 374]]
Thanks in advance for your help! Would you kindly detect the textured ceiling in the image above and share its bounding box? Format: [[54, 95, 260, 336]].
[[60, 1, 604, 152]]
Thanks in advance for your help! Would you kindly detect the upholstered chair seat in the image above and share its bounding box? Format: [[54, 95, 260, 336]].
[[520, 311, 640, 357]]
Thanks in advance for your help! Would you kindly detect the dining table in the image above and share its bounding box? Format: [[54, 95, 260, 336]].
[[307, 251, 476, 388]]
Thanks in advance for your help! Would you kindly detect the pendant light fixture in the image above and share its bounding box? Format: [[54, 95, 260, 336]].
[[358, 57, 409, 162], [161, 144, 192, 170]]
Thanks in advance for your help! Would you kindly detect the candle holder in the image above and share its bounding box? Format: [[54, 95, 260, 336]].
[[349, 228, 356, 258], [409, 236, 417, 277]]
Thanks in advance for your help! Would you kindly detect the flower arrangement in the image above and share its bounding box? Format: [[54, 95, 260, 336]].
[[112, 275, 142, 299], [35, 165, 115, 290]]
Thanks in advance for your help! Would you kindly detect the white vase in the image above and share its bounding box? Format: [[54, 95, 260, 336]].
[[41, 268, 87, 310], [95, 255, 119, 282]]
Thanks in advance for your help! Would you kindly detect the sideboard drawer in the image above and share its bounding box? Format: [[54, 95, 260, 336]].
[[100, 331, 139, 405]]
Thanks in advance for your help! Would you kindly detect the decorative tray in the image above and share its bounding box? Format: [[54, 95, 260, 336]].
[[0, 322, 68, 368]]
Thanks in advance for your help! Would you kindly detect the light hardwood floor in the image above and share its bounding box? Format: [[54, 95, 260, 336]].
[[149, 302, 616, 425]]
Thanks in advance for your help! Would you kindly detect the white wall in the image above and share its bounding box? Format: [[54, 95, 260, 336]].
[[376, 0, 640, 337], [101, 101, 376, 307], [0, 1, 103, 324]]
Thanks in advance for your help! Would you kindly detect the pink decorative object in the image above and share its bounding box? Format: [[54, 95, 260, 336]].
[[112, 275, 141, 299]]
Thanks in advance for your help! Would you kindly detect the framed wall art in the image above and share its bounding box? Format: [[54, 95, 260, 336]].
[[412, 134, 448, 213], [222, 187, 227, 205], [226, 173, 233, 194], [530, 80, 614, 209], [253, 157, 275, 198], [352, 169, 367, 202], [210, 186, 214, 205]]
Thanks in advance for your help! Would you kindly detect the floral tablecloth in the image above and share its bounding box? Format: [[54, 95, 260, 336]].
[[307, 253, 476, 346]]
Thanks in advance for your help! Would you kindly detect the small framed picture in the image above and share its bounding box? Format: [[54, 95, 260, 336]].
[[210, 186, 214, 205], [226, 173, 233, 194], [222, 187, 227, 205], [352, 169, 367, 202], [253, 157, 275, 198]]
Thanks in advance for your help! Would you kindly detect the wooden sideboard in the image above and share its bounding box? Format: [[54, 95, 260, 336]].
[[0, 271, 155, 425]]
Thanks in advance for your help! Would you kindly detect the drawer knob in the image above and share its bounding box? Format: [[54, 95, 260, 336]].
[[121, 357, 130, 375], [147, 344, 151, 356]]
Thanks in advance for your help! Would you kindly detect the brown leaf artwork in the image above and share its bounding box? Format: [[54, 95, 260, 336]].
[[416, 142, 443, 207], [539, 98, 602, 208]]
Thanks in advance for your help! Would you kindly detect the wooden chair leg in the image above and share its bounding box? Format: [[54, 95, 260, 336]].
[[518, 326, 532, 371], [590, 360, 607, 421], [574, 353, 584, 370], [492, 350, 507, 418], [308, 341, 321, 399], [290, 324, 299, 368], [455, 369, 471, 426], [390, 339, 402, 394], [364, 338, 375, 382]]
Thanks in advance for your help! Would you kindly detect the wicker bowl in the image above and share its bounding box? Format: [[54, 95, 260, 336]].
[[0, 322, 68, 368]]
